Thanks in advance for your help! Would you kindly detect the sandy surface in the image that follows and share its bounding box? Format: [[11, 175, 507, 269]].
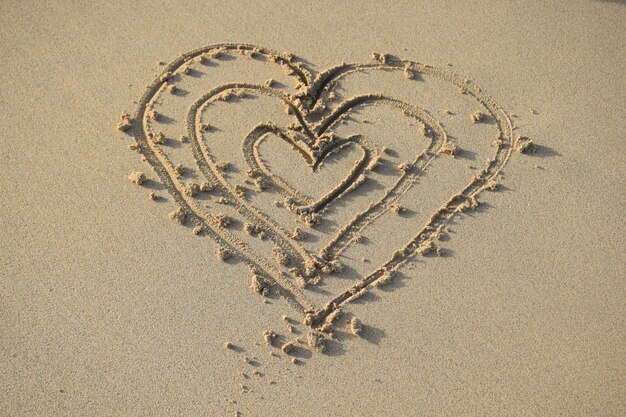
[[1, 1, 625, 416]]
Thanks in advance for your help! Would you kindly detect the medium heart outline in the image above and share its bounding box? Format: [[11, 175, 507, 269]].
[[190, 83, 446, 271]]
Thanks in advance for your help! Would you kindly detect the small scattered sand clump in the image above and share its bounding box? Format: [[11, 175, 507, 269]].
[[233, 89, 248, 99], [200, 181, 213, 192], [306, 331, 326, 353], [183, 182, 200, 197], [246, 168, 261, 178], [318, 322, 333, 336], [470, 111, 486, 123], [349, 317, 362, 336], [292, 271, 308, 289], [149, 192, 160, 201], [416, 239, 441, 256], [491, 135, 503, 147], [116, 112, 132, 131], [253, 177, 270, 192], [310, 101, 326, 115], [397, 162, 412, 173], [515, 136, 535, 153], [181, 64, 193, 75], [158, 71, 173, 83], [213, 213, 232, 228], [128, 171, 145, 185], [215, 161, 231, 172], [173, 164, 185, 176], [250, 273, 269, 296], [303, 312, 315, 327], [460, 195, 480, 211], [373, 271, 394, 288], [352, 232, 364, 244], [302, 259, 317, 278], [272, 247, 290, 266], [224, 341, 235, 350], [403, 63, 415, 79], [484, 179, 498, 191], [234, 185, 247, 198], [147, 109, 159, 122], [320, 260, 343, 274], [417, 123, 431, 137], [301, 212, 320, 228], [192, 225, 204, 235], [371, 52, 390, 64], [244, 222, 262, 236], [440, 141, 458, 156], [216, 246, 232, 261], [388, 203, 405, 214], [329, 260, 344, 273], [290, 227, 304, 241], [345, 288, 367, 303], [214, 91, 233, 102], [153, 132, 166, 145], [148, 131, 165, 145], [168, 208, 186, 225], [325, 308, 343, 325], [208, 48, 225, 59], [262, 329, 277, 346]]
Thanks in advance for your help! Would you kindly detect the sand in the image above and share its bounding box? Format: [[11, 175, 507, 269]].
[[1, 1, 625, 416]]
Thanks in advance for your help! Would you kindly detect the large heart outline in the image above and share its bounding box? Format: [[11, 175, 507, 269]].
[[130, 43, 513, 326]]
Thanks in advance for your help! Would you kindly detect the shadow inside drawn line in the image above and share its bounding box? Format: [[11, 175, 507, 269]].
[[156, 114, 176, 124], [323, 338, 346, 356], [142, 179, 165, 191], [359, 323, 386, 345], [529, 144, 561, 158]]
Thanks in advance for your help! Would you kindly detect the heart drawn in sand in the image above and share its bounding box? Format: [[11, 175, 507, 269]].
[[243, 124, 374, 214], [128, 44, 514, 326]]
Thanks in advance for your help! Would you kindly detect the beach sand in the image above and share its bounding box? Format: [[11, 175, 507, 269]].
[[1, 1, 624, 416]]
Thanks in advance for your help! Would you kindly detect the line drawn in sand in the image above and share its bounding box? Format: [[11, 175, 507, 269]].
[[123, 43, 515, 330]]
